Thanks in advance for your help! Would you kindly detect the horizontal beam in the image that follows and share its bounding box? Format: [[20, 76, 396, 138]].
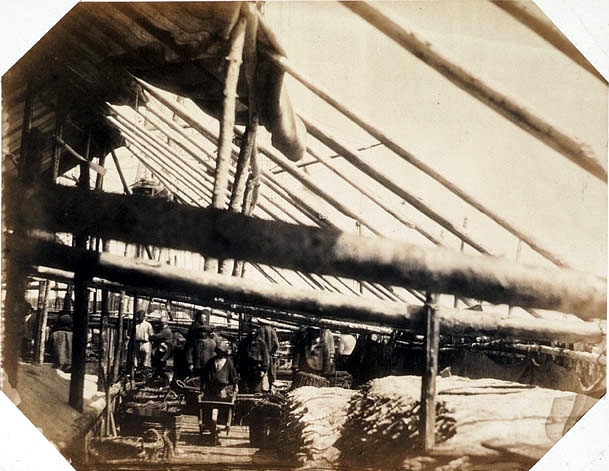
[[34, 265, 393, 336], [11, 236, 604, 343], [7, 183, 606, 318]]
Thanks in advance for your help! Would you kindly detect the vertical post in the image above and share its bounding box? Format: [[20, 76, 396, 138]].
[[3, 82, 34, 388], [111, 290, 126, 384], [127, 295, 139, 382], [69, 132, 92, 412], [420, 292, 440, 451], [69, 267, 90, 412], [34, 280, 50, 364], [205, 14, 247, 273], [99, 286, 109, 434]]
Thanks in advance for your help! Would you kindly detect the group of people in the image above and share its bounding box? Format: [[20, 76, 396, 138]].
[[133, 309, 174, 376], [132, 309, 281, 400]]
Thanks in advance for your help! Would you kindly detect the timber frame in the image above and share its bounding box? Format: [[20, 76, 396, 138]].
[[2, 0, 607, 455]]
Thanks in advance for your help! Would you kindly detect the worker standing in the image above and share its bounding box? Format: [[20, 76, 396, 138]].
[[200, 340, 239, 400], [150, 312, 173, 379], [237, 323, 270, 393], [186, 325, 217, 377], [259, 324, 280, 391], [134, 310, 154, 369]]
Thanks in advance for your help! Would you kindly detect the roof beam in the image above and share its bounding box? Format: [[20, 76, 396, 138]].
[[8, 182, 606, 319], [11, 235, 604, 344]]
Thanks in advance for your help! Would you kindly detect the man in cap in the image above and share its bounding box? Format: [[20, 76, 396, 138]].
[[200, 340, 239, 400]]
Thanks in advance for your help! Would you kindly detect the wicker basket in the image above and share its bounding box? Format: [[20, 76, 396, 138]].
[[119, 407, 183, 446], [291, 371, 331, 389]]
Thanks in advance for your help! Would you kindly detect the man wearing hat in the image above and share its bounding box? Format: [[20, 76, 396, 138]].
[[185, 324, 217, 377], [134, 310, 154, 368], [200, 340, 239, 400]]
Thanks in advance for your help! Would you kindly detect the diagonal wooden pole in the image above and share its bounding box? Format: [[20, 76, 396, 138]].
[[340, 1, 607, 182], [207, 14, 248, 273]]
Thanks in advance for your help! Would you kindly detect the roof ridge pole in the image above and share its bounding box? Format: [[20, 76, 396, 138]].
[[264, 45, 579, 268], [340, 1, 607, 183], [206, 13, 248, 273]]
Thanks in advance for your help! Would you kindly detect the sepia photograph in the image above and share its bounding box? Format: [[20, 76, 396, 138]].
[[1, 1, 607, 470]]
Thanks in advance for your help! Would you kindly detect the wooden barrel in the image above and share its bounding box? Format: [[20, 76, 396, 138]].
[[291, 371, 331, 389]]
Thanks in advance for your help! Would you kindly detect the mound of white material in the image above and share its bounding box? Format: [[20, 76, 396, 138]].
[[278, 386, 356, 467]]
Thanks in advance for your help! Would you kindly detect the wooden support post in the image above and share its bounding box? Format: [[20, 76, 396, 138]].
[[69, 132, 92, 412], [100, 288, 110, 436], [52, 124, 63, 182], [2, 260, 28, 388], [2, 82, 34, 387], [420, 293, 440, 451], [110, 149, 132, 195], [223, 121, 259, 275], [69, 267, 90, 412], [111, 290, 125, 384], [207, 15, 247, 273], [34, 279, 50, 364], [127, 296, 139, 381]]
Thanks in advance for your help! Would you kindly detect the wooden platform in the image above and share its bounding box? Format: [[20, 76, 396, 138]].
[[172, 415, 285, 466], [92, 413, 291, 468]]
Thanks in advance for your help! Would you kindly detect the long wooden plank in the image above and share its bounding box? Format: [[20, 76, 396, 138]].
[[9, 235, 605, 344], [8, 183, 606, 319], [31, 261, 602, 343]]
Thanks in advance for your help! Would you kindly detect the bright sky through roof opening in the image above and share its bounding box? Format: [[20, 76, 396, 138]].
[[262, 1, 608, 276]]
